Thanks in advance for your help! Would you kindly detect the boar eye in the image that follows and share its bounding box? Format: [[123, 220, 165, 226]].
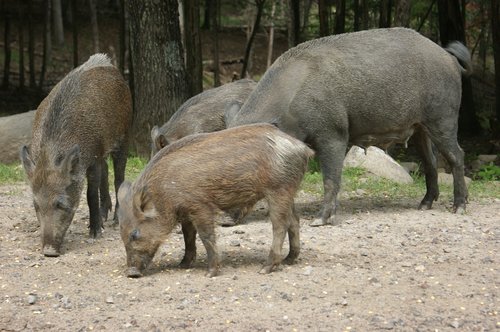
[[54, 199, 69, 211], [130, 229, 140, 241]]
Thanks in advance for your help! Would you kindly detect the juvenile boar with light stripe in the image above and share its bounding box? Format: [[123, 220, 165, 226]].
[[226, 28, 471, 226], [117, 124, 314, 278], [21, 54, 132, 256]]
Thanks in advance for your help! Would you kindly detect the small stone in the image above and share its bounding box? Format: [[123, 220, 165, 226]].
[[450, 320, 460, 328], [303, 266, 313, 276], [341, 299, 348, 306], [61, 297, 72, 309], [27, 294, 37, 305], [229, 240, 240, 247], [233, 230, 245, 234], [106, 296, 114, 304], [414, 265, 425, 272]]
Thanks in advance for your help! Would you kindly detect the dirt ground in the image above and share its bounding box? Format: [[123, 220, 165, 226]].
[[0, 182, 498, 332]]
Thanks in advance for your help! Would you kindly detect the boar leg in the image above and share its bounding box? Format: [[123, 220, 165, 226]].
[[260, 195, 290, 274], [87, 160, 103, 238], [99, 159, 112, 221], [428, 130, 468, 213], [413, 130, 439, 210], [283, 205, 300, 265], [111, 141, 128, 223], [193, 215, 219, 277], [310, 138, 348, 227], [180, 220, 197, 268]]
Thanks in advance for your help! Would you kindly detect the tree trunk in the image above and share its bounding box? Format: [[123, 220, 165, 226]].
[[183, 0, 203, 97], [353, 0, 360, 31], [267, 0, 276, 69], [437, 0, 481, 135], [2, 2, 11, 89], [39, 0, 51, 90], [119, 0, 126, 74], [361, 0, 369, 30], [71, 0, 78, 67], [211, 0, 220, 86], [394, 0, 411, 27], [241, 0, 266, 78], [89, 0, 99, 53], [318, 0, 330, 37], [27, 0, 36, 88], [52, 0, 64, 45], [202, 0, 212, 30], [492, 0, 500, 128], [301, 0, 313, 35], [18, 0, 25, 90], [287, 0, 300, 47], [379, 0, 392, 28], [128, 0, 188, 156], [334, 0, 346, 34]]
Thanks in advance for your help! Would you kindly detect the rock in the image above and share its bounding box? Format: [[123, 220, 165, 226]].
[[344, 146, 413, 184], [27, 294, 37, 305], [303, 266, 313, 276], [400, 161, 419, 173], [106, 296, 114, 304], [414, 265, 425, 272], [477, 154, 498, 163], [450, 320, 461, 328], [0, 110, 35, 164], [229, 240, 240, 247], [438, 173, 472, 187]]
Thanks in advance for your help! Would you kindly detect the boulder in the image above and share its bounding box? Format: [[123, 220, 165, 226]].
[[438, 172, 472, 187], [344, 146, 413, 184], [0, 111, 35, 164]]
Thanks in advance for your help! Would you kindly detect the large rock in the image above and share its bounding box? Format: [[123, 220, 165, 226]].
[[344, 146, 413, 184], [0, 111, 35, 164]]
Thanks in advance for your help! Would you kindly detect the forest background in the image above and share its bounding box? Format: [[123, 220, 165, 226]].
[[0, 0, 498, 157]]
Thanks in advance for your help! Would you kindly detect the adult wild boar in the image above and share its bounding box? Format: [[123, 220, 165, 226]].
[[21, 54, 132, 256], [118, 124, 313, 278], [150, 79, 256, 158], [226, 28, 470, 226]]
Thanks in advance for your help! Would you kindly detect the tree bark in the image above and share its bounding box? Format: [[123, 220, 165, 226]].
[[267, 0, 276, 69], [334, 0, 346, 34], [318, 0, 330, 37], [353, 0, 361, 31], [211, 0, 220, 86], [202, 0, 212, 30], [27, 0, 36, 88], [394, 0, 411, 27], [52, 0, 64, 45], [287, 0, 300, 47], [128, 0, 189, 156], [241, 0, 266, 78], [71, 0, 78, 67], [361, 0, 369, 30], [492, 0, 500, 127], [379, 0, 392, 28], [2, 1, 11, 89], [18, 0, 25, 90], [183, 0, 203, 97], [119, 0, 126, 74], [39, 0, 51, 90], [89, 0, 99, 53]]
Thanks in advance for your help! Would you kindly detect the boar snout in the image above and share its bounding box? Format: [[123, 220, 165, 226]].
[[127, 267, 143, 278]]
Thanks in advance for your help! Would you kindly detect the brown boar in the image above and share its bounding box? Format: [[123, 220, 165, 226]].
[[117, 123, 314, 278], [20, 54, 132, 257]]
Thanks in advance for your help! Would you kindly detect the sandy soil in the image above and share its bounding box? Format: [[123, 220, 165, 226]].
[[0, 183, 498, 331]]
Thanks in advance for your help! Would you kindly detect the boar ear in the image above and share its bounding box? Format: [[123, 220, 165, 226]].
[[223, 101, 243, 126], [20, 145, 35, 178], [151, 126, 168, 152], [60, 144, 80, 177], [133, 186, 158, 219], [118, 181, 131, 205]]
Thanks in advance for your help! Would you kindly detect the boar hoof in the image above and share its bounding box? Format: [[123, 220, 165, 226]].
[[283, 255, 297, 265], [453, 205, 466, 215], [259, 265, 274, 274], [418, 201, 433, 210], [127, 267, 143, 278], [43, 245, 61, 257], [310, 217, 339, 227], [205, 268, 219, 278]]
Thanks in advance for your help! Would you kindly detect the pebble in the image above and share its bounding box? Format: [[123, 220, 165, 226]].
[[230, 240, 240, 247], [303, 266, 313, 276], [414, 265, 425, 272], [450, 320, 461, 328], [27, 294, 37, 305], [106, 296, 114, 304]]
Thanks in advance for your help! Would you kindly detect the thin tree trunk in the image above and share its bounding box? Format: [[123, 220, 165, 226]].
[[334, 0, 346, 34], [361, 0, 369, 30], [202, 0, 212, 30], [89, 0, 99, 53], [267, 0, 276, 69], [287, 0, 300, 47], [183, 0, 203, 96], [492, 0, 500, 127], [394, 0, 411, 27], [119, 0, 126, 74], [39, 0, 51, 90], [301, 0, 312, 34], [211, 0, 220, 86], [27, 0, 35, 88], [241, 0, 266, 78], [71, 0, 78, 67], [353, 0, 360, 31], [379, 0, 392, 28], [2, 2, 11, 89], [18, 0, 25, 90], [52, 0, 64, 45], [417, 0, 436, 32], [318, 0, 330, 36]]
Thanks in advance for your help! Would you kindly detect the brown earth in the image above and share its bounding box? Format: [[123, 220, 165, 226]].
[[0, 182, 498, 331]]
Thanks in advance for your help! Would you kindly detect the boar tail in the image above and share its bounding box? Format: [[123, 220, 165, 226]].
[[445, 41, 472, 77]]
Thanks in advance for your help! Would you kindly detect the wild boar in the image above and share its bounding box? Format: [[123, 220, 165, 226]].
[[150, 79, 256, 158], [226, 28, 471, 226], [117, 124, 314, 278], [21, 54, 132, 256]]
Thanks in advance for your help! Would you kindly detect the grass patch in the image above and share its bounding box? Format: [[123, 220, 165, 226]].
[[0, 163, 26, 184]]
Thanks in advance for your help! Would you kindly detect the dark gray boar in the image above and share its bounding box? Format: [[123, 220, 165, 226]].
[[117, 124, 314, 278], [226, 28, 470, 226], [21, 54, 132, 256], [150, 78, 256, 157]]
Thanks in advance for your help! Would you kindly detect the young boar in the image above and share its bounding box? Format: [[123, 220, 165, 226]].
[[117, 124, 314, 278], [226, 28, 471, 226], [150, 79, 256, 158], [21, 54, 132, 256]]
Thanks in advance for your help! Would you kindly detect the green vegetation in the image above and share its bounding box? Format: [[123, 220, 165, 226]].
[[473, 163, 500, 181], [0, 163, 26, 184]]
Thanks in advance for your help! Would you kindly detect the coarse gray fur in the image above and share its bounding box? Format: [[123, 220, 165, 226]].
[[226, 27, 470, 226]]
